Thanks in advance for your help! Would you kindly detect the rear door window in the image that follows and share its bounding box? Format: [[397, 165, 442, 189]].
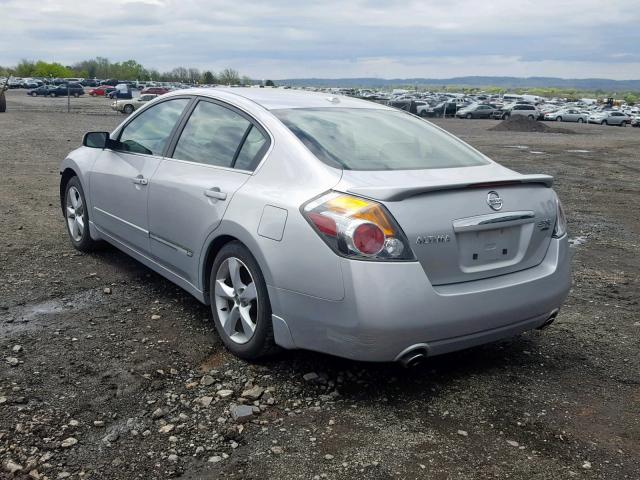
[[172, 101, 251, 168]]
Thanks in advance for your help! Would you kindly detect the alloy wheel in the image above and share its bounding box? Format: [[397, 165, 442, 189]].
[[66, 186, 84, 242], [214, 257, 258, 344]]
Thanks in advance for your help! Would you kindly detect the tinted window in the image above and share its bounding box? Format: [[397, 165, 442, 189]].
[[234, 126, 268, 170], [173, 101, 251, 168], [118, 99, 189, 155], [273, 108, 489, 171]]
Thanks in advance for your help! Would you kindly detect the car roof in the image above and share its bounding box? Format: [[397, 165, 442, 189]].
[[171, 87, 390, 111]]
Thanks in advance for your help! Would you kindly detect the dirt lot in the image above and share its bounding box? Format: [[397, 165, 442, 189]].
[[1, 90, 639, 479]]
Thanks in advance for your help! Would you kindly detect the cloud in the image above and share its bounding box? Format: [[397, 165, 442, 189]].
[[1, 0, 639, 79]]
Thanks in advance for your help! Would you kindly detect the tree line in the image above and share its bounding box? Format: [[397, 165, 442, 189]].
[[0, 57, 276, 86]]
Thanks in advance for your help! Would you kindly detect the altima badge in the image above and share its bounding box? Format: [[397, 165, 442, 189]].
[[487, 191, 503, 211], [416, 234, 451, 245]]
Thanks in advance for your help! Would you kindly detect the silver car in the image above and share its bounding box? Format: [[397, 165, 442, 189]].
[[588, 110, 631, 126], [544, 108, 588, 123], [60, 89, 571, 365]]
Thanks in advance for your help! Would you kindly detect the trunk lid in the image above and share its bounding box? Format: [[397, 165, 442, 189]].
[[336, 167, 557, 285]]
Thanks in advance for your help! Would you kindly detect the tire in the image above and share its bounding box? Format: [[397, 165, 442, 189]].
[[123, 104, 134, 114], [556, 116, 562, 122], [31, 92, 37, 97], [577, 118, 584, 123], [209, 241, 278, 360], [466, 113, 472, 119], [620, 121, 628, 127], [601, 120, 607, 125], [527, 115, 535, 120], [63, 177, 96, 252], [51, 92, 57, 98], [419, 110, 428, 117], [91, 92, 96, 97], [74, 92, 80, 98]]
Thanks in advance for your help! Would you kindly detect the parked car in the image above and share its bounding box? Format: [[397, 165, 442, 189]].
[[27, 85, 57, 96], [111, 94, 158, 114], [631, 115, 640, 127], [107, 89, 133, 100], [506, 104, 541, 120], [544, 108, 588, 123], [88, 86, 116, 96], [49, 83, 85, 98], [60, 88, 570, 364], [455, 103, 497, 119], [423, 101, 465, 117], [141, 86, 170, 95], [588, 111, 631, 126]]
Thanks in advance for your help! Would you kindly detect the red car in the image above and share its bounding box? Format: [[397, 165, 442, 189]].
[[89, 86, 116, 97], [141, 87, 170, 95]]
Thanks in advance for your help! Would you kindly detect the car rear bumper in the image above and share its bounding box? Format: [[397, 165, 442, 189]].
[[269, 236, 571, 362]]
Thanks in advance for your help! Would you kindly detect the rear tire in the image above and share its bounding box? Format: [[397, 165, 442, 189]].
[[123, 104, 134, 114], [527, 114, 535, 120], [577, 118, 584, 123], [466, 113, 472, 119], [556, 116, 562, 122], [31, 92, 37, 97], [601, 120, 607, 125], [209, 242, 278, 360]]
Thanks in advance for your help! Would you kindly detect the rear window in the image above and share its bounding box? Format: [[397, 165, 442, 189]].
[[273, 108, 489, 171]]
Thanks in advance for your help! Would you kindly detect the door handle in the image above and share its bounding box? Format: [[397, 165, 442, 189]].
[[204, 187, 227, 201], [132, 176, 148, 186]]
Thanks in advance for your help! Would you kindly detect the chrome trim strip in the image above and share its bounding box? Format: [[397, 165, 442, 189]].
[[93, 207, 148, 234], [149, 232, 193, 257], [453, 210, 535, 232]]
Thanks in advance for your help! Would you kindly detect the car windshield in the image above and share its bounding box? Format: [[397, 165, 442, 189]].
[[273, 107, 489, 171]]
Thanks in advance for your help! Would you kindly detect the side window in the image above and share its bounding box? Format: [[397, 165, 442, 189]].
[[173, 101, 251, 168], [118, 98, 189, 155], [235, 126, 269, 170]]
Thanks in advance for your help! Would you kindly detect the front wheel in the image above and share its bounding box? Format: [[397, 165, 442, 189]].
[[601, 120, 607, 125], [31, 92, 37, 97], [209, 242, 278, 360], [465, 113, 472, 119], [556, 116, 562, 122], [123, 104, 134, 114], [63, 177, 96, 252], [577, 118, 584, 123], [527, 114, 535, 120]]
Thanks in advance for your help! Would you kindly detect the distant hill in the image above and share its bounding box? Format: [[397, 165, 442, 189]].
[[275, 76, 640, 92]]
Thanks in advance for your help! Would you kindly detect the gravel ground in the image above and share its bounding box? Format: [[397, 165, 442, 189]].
[[1, 90, 639, 479]]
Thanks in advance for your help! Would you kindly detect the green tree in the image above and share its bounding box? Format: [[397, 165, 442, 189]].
[[15, 60, 36, 77], [623, 93, 637, 105], [218, 68, 240, 85], [241, 75, 252, 86], [203, 71, 216, 84], [264, 79, 275, 87]]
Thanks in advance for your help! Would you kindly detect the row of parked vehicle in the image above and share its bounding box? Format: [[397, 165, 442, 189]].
[[381, 91, 640, 127]]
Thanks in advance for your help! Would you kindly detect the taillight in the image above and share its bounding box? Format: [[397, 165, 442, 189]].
[[552, 195, 567, 238], [302, 192, 414, 260]]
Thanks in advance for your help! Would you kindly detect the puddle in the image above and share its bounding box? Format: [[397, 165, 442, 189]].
[[569, 236, 588, 247], [529, 151, 546, 155], [566, 149, 591, 153], [505, 145, 529, 149], [0, 290, 103, 335]]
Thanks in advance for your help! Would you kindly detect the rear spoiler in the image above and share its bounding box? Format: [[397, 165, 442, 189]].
[[347, 174, 553, 202]]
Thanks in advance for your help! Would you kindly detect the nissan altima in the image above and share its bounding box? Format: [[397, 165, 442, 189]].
[[60, 88, 571, 365]]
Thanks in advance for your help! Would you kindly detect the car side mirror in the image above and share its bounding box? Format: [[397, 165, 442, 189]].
[[83, 132, 110, 149]]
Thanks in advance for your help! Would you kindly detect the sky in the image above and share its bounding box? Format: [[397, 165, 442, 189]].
[[1, 0, 640, 80]]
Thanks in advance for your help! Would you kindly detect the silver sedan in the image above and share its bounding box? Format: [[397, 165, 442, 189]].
[[60, 88, 571, 365]]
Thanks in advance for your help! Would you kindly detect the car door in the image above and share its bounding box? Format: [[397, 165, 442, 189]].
[[90, 97, 191, 254], [147, 98, 271, 285]]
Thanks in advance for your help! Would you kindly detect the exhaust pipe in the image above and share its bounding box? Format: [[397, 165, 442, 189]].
[[538, 309, 559, 330], [398, 347, 428, 368]]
